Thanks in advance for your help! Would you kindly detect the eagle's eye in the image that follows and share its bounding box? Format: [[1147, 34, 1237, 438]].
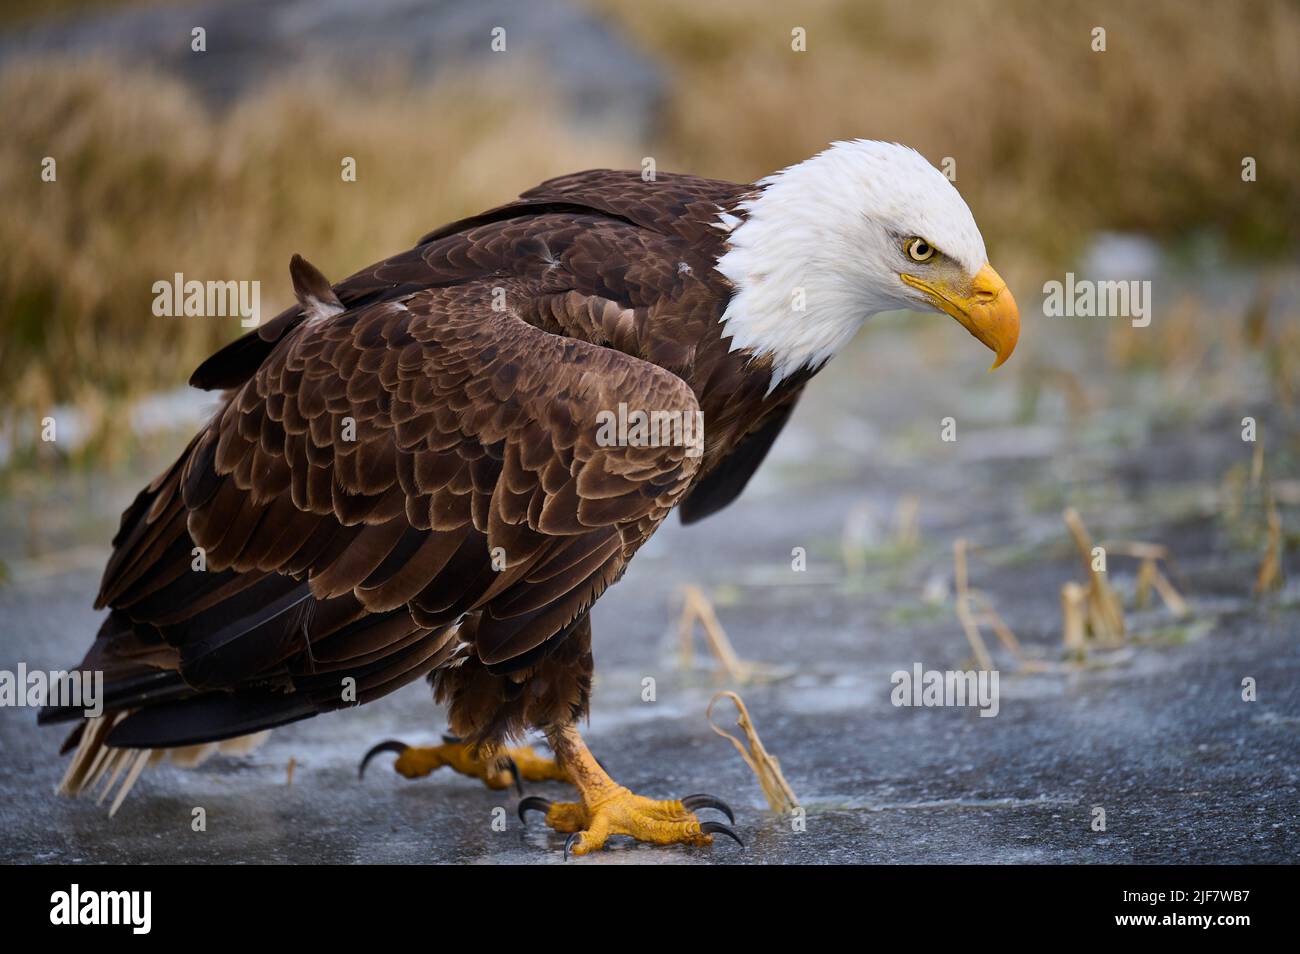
[[906, 238, 935, 263]]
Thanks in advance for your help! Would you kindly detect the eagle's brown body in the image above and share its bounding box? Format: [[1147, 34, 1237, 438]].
[[44, 170, 810, 753]]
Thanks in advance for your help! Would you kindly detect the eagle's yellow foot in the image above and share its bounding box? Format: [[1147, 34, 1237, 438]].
[[503, 746, 570, 784], [519, 790, 740, 858], [358, 734, 568, 793], [520, 724, 742, 858]]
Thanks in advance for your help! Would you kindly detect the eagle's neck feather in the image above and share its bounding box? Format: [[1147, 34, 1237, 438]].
[[713, 189, 875, 390], [712, 164, 890, 389]]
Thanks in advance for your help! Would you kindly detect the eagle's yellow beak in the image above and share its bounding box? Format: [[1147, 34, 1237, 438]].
[[901, 264, 1019, 369]]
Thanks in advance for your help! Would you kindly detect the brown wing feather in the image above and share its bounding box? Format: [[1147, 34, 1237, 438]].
[[185, 282, 701, 661]]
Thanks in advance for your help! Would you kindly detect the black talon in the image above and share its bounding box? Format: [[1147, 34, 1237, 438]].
[[700, 821, 744, 847], [681, 793, 736, 825], [517, 795, 552, 824], [503, 756, 523, 795], [358, 739, 408, 779], [563, 832, 581, 861], [441, 732, 463, 745]]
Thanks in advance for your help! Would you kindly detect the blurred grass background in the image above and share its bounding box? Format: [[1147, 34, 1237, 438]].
[[597, 0, 1300, 261], [1, 0, 1297, 477]]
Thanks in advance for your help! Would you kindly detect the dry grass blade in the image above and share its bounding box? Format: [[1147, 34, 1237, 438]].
[[952, 539, 994, 671], [1060, 515, 1197, 657], [707, 691, 798, 814], [1061, 582, 1088, 660], [1063, 508, 1126, 644], [1255, 490, 1283, 594], [1102, 541, 1189, 617], [894, 495, 920, 547], [952, 538, 1027, 670], [677, 584, 772, 683], [1149, 564, 1190, 616]]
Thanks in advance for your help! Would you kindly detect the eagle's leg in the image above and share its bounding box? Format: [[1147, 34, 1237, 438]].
[[519, 723, 741, 857], [358, 734, 569, 792]]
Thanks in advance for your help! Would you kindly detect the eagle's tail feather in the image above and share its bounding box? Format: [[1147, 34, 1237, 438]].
[[57, 711, 121, 797], [57, 711, 270, 817]]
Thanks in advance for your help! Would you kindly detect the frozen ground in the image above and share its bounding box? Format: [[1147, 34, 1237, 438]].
[[1, 300, 1298, 864]]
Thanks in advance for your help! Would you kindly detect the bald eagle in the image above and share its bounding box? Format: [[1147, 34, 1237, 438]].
[[42, 140, 1018, 856]]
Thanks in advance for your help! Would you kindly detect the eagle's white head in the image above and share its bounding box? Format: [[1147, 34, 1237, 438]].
[[715, 139, 1019, 387]]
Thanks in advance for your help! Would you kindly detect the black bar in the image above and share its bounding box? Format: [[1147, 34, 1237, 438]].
[[3, 864, 1283, 938]]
